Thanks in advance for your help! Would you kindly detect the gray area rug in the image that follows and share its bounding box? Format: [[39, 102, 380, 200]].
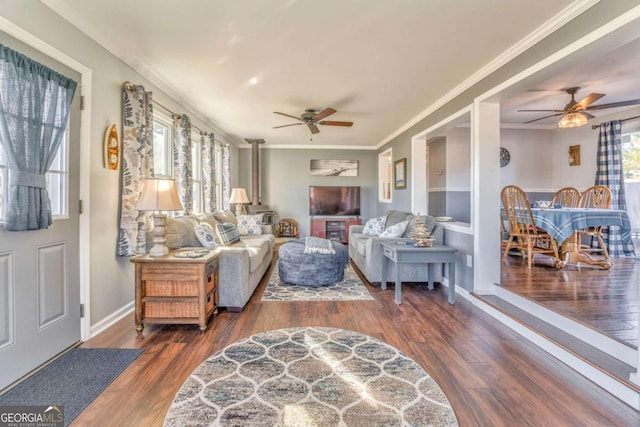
[[261, 262, 375, 302], [165, 327, 458, 426], [0, 348, 142, 426]]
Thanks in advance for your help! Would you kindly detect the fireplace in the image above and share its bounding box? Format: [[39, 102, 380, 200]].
[[244, 138, 275, 227]]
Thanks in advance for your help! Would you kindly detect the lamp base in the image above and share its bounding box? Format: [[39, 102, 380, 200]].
[[235, 204, 246, 216], [149, 213, 169, 257]]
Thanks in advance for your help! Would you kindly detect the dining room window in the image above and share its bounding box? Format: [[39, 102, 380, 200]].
[[622, 129, 640, 245]]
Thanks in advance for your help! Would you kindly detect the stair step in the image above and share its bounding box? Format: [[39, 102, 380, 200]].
[[474, 293, 640, 393]]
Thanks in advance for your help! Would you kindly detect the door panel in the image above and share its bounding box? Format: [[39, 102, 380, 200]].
[[0, 33, 81, 390], [37, 243, 68, 328]]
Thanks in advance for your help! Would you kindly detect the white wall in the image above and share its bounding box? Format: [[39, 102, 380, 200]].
[[0, 2, 238, 329], [550, 107, 640, 190], [500, 128, 554, 190]]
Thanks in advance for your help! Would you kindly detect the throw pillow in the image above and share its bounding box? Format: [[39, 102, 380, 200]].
[[213, 210, 237, 225], [379, 220, 410, 238], [215, 222, 240, 246], [236, 214, 263, 236], [362, 215, 387, 236], [194, 223, 219, 249]]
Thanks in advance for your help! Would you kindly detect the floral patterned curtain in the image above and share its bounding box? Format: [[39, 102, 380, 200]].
[[172, 114, 192, 215], [116, 82, 154, 256], [201, 132, 217, 213], [222, 144, 231, 210]]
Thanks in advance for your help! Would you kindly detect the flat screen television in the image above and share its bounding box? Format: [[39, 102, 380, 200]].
[[309, 186, 360, 216]]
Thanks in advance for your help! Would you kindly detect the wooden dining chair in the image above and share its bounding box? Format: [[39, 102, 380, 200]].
[[501, 185, 560, 268], [577, 185, 612, 259], [551, 187, 580, 208]]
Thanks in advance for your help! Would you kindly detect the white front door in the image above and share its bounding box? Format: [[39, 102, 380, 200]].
[[0, 35, 81, 390]]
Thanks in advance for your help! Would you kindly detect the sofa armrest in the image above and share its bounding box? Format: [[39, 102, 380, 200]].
[[431, 223, 444, 245], [261, 225, 274, 235], [349, 224, 364, 243]]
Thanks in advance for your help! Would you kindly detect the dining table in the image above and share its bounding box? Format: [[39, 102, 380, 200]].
[[530, 207, 636, 269]]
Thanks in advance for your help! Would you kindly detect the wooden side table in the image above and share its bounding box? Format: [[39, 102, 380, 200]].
[[380, 241, 457, 305], [130, 250, 219, 332]]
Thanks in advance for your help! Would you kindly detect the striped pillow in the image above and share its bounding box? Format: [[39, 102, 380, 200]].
[[214, 222, 240, 246]]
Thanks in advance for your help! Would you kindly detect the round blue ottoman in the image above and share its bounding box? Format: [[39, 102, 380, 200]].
[[278, 239, 349, 286]]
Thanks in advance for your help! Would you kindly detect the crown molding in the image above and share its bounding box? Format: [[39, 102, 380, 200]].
[[376, 0, 600, 149], [238, 144, 377, 150]]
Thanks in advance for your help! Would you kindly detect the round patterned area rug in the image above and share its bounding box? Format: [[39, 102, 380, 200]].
[[164, 327, 458, 426]]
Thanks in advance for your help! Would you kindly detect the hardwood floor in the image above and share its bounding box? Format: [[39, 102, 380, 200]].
[[500, 254, 640, 348], [73, 256, 640, 426]]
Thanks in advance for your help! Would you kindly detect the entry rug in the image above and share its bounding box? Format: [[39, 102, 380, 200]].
[[261, 262, 375, 302], [0, 348, 142, 426], [164, 327, 458, 426]]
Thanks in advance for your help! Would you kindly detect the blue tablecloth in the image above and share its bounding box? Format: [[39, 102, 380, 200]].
[[531, 208, 635, 255]]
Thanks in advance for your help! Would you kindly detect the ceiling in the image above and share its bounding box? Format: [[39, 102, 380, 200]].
[[43, 0, 587, 147], [500, 36, 640, 127]]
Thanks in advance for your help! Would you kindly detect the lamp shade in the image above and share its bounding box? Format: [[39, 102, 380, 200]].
[[558, 112, 588, 128], [136, 178, 183, 211], [229, 188, 250, 204]]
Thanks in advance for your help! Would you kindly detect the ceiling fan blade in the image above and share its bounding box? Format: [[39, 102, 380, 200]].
[[585, 99, 640, 111], [273, 123, 304, 129], [523, 113, 564, 124], [518, 109, 566, 113], [319, 120, 353, 127], [274, 111, 303, 121], [312, 108, 336, 121], [308, 123, 320, 134], [582, 112, 596, 119], [574, 93, 605, 110]]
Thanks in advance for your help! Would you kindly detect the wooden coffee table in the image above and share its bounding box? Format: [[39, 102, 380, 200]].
[[380, 241, 457, 305]]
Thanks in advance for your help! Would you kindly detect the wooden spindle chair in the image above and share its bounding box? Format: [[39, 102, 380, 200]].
[[501, 185, 560, 268], [577, 185, 612, 259], [551, 187, 580, 208]]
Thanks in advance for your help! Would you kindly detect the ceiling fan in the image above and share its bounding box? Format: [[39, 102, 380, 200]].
[[273, 108, 353, 134], [518, 87, 640, 127]]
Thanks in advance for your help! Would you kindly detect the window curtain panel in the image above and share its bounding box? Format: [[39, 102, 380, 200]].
[[172, 114, 192, 215], [116, 82, 154, 256], [201, 132, 217, 213], [0, 44, 77, 231], [595, 120, 635, 256], [222, 144, 231, 210]]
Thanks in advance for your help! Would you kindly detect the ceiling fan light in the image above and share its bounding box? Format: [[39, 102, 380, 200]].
[[558, 112, 588, 128]]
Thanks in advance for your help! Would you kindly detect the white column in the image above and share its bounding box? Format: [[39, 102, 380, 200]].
[[472, 102, 501, 294]]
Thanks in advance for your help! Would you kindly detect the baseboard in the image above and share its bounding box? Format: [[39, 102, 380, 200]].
[[89, 301, 135, 339]]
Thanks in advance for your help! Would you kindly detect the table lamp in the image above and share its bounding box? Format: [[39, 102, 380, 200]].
[[136, 178, 183, 257], [229, 188, 250, 216]]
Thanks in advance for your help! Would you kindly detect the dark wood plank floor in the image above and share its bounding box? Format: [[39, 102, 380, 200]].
[[73, 255, 640, 426], [500, 254, 639, 348]]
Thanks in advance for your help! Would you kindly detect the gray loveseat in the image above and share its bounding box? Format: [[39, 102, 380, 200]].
[[151, 211, 275, 311], [349, 210, 443, 284]]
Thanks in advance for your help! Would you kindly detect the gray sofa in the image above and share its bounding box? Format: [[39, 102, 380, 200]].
[[349, 210, 443, 284], [154, 211, 275, 311]]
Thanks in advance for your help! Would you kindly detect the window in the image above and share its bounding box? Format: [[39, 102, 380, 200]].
[[214, 144, 223, 211], [622, 130, 640, 243], [152, 114, 173, 177], [191, 135, 202, 214], [0, 130, 68, 222]]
